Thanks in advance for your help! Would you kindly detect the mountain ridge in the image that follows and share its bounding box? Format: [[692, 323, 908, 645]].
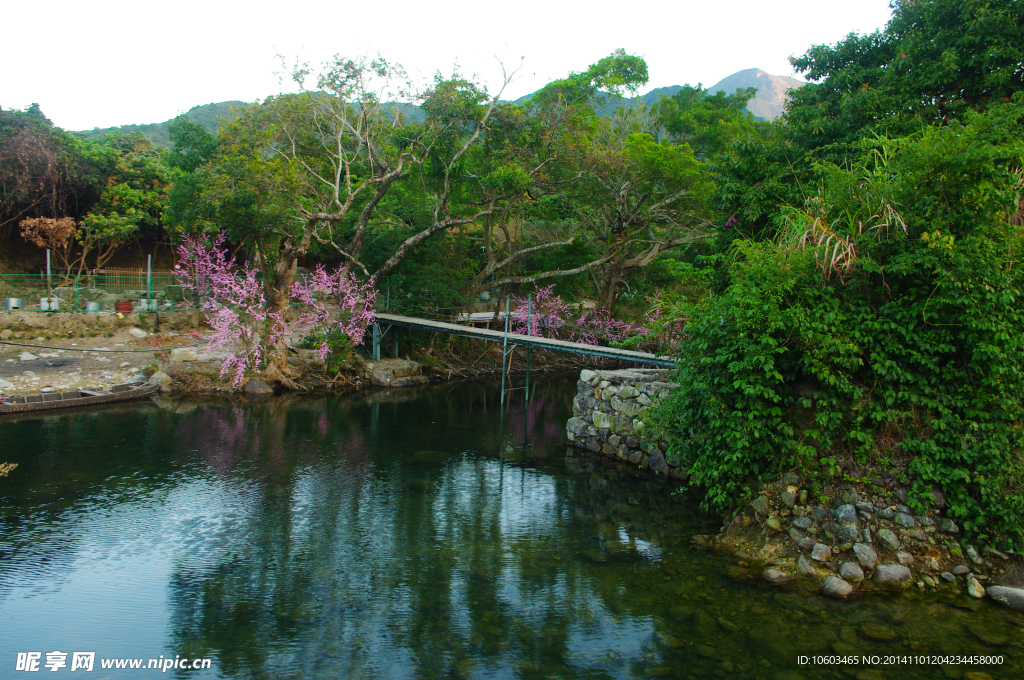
[[69, 69, 804, 147]]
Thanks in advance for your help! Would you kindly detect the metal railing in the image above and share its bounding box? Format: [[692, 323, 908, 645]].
[[0, 274, 195, 313]]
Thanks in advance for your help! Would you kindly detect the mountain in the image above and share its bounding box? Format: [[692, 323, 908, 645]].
[[513, 69, 804, 121], [69, 69, 803, 148], [703, 68, 805, 121], [71, 101, 247, 147]]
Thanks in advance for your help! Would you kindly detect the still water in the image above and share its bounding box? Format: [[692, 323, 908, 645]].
[[0, 376, 1021, 679]]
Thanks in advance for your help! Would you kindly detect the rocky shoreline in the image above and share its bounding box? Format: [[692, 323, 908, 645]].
[[561, 368, 1024, 617], [692, 468, 1024, 614]]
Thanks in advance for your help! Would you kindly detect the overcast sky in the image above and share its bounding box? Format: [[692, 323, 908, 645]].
[[3, 0, 895, 131]]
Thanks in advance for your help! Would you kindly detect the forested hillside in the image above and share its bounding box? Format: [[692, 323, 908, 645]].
[[71, 101, 246, 147]]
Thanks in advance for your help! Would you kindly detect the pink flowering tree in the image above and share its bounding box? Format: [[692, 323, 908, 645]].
[[175, 234, 375, 387], [508, 284, 636, 345]]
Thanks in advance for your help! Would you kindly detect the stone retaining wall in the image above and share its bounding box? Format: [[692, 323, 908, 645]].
[[565, 368, 687, 482]]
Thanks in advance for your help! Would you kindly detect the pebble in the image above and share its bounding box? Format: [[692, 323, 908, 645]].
[[120, 361, 131, 368], [853, 543, 878, 569], [39, 387, 55, 393], [895, 512, 917, 528], [19, 352, 38, 361], [796, 555, 819, 578], [764, 517, 782, 533], [966, 545, 983, 565], [822, 575, 853, 599], [916, 516, 934, 526], [941, 572, 956, 582], [789, 528, 815, 551], [780, 491, 797, 508], [792, 517, 812, 529], [877, 528, 900, 552], [812, 506, 828, 520], [878, 507, 895, 520], [874, 564, 912, 589], [952, 564, 971, 575], [967, 575, 986, 598], [811, 543, 832, 561], [840, 562, 864, 583], [897, 552, 915, 565], [835, 504, 858, 525]]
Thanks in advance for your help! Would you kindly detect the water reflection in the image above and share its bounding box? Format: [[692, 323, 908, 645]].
[[1, 378, 1021, 679]]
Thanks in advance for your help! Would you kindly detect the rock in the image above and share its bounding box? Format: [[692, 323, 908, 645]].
[[840, 562, 865, 583], [835, 503, 860, 524], [952, 564, 971, 576], [242, 380, 273, 397], [856, 502, 875, 513], [126, 374, 148, 385], [782, 472, 801, 486], [750, 496, 769, 516], [129, 328, 148, 338], [940, 572, 956, 582], [967, 624, 1009, 647], [874, 564, 912, 589], [897, 552, 915, 566], [895, 512, 917, 528], [40, 387, 55, 393], [812, 506, 828, 520], [877, 528, 900, 552], [916, 516, 934, 527], [797, 555, 819, 578], [19, 352, 38, 361], [967, 575, 986, 598], [878, 507, 895, 520], [853, 543, 878, 569], [0, 329, 11, 340], [798, 489, 807, 505], [0, 378, 13, 389], [840, 489, 859, 505], [789, 528, 815, 551], [580, 369, 597, 384], [966, 545, 983, 565], [765, 517, 782, 533], [860, 623, 901, 642], [370, 368, 395, 386], [647, 450, 670, 475], [986, 585, 1024, 612], [907, 529, 928, 541], [792, 517, 812, 529], [929, 488, 947, 509], [616, 384, 639, 399], [119, 361, 131, 368], [170, 348, 199, 363], [895, 488, 909, 503], [745, 632, 792, 669], [811, 543, 832, 562], [592, 411, 611, 430], [823, 576, 854, 599], [780, 491, 797, 508], [148, 371, 172, 386]]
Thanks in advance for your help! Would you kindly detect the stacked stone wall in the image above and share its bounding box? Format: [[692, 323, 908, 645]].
[[566, 368, 687, 482]]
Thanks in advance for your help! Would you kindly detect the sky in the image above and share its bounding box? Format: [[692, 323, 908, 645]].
[[3, 0, 895, 132]]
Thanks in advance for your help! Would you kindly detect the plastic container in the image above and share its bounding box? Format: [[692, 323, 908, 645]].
[[40, 297, 60, 311], [114, 301, 133, 313], [85, 301, 103, 313], [4, 298, 23, 311], [138, 299, 157, 311]]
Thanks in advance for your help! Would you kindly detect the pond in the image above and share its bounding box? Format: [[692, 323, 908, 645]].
[[1, 376, 1021, 679]]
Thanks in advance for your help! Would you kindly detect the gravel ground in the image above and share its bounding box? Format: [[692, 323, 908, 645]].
[[0, 328, 198, 396]]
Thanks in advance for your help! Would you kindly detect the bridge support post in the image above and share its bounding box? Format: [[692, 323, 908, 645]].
[[372, 323, 381, 361], [500, 297, 510, 405], [525, 294, 531, 401], [393, 327, 399, 358]]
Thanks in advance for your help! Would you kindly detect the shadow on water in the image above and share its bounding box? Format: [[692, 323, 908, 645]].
[[0, 375, 1021, 679]]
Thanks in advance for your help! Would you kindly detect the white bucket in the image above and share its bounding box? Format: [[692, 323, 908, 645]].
[[4, 298, 23, 311], [40, 297, 60, 311]]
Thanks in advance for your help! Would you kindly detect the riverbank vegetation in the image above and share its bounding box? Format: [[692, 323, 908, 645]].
[[2, 0, 1021, 545]]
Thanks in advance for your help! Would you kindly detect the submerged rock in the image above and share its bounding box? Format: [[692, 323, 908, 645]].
[[860, 623, 900, 642], [762, 568, 793, 586], [242, 380, 273, 397], [796, 555, 819, 579]]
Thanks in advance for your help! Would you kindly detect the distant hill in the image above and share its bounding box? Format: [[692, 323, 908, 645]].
[[71, 101, 248, 147], [70, 70, 802, 148], [513, 68, 804, 122], [704, 69, 805, 121]]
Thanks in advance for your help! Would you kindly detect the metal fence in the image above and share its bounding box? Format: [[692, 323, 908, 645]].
[[0, 274, 193, 313]]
